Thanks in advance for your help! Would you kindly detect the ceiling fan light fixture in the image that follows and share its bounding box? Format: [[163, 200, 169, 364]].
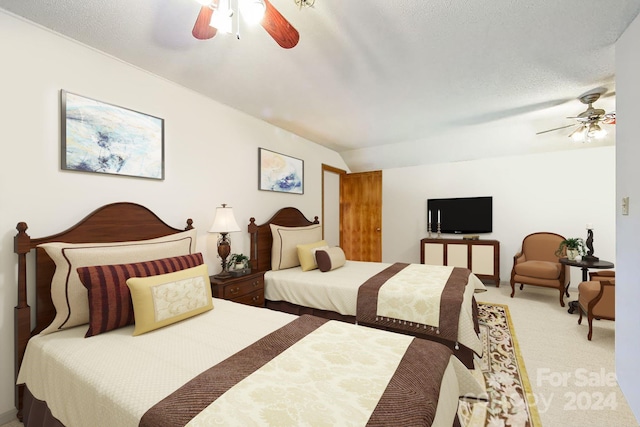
[[210, 0, 233, 33], [294, 0, 315, 8], [569, 125, 586, 142], [239, 0, 266, 24], [587, 123, 607, 140]]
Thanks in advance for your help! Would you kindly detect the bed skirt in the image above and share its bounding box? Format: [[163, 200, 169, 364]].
[[265, 299, 476, 368], [21, 386, 65, 427], [265, 299, 357, 322]]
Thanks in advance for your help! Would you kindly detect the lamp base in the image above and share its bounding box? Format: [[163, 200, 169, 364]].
[[583, 255, 599, 262], [215, 233, 232, 279], [213, 271, 232, 279]]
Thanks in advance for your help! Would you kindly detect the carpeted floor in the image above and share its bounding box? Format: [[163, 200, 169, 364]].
[[479, 284, 638, 427]]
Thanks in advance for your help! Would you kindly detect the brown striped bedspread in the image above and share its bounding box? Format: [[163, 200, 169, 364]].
[[356, 263, 470, 344], [140, 315, 453, 427]]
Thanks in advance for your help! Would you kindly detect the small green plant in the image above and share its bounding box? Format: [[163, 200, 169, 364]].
[[554, 238, 586, 257], [227, 253, 249, 269]]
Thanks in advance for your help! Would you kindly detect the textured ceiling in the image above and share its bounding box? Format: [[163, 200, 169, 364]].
[[1, 0, 638, 171]]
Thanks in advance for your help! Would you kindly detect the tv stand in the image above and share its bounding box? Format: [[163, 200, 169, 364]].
[[420, 238, 500, 286]]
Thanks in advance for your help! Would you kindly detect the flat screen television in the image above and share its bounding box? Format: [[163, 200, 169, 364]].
[[427, 196, 492, 234]]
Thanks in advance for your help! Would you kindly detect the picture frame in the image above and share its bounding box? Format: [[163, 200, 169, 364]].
[[258, 148, 304, 194], [61, 90, 165, 180]]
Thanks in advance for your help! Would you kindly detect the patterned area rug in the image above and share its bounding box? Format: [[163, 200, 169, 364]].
[[458, 303, 542, 427]]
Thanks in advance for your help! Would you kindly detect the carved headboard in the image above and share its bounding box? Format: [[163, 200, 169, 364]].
[[248, 207, 319, 272], [14, 202, 193, 414]]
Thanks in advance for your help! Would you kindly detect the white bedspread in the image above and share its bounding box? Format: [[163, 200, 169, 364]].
[[17, 300, 296, 427], [188, 320, 414, 426], [265, 261, 487, 354], [17, 298, 481, 427]]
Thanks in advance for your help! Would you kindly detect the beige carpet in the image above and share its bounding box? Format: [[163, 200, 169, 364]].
[[478, 284, 638, 427]]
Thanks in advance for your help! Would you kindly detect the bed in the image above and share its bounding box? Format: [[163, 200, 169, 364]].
[[248, 207, 486, 368], [14, 202, 483, 427]]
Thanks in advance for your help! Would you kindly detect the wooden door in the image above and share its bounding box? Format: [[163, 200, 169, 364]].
[[340, 171, 382, 261]]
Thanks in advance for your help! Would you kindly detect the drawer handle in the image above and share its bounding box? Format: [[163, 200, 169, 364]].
[[252, 295, 259, 302], [230, 287, 240, 295], [252, 280, 259, 287]]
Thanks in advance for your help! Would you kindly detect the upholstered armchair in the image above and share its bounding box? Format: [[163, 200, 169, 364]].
[[589, 270, 616, 282], [578, 271, 615, 340], [510, 232, 570, 306]]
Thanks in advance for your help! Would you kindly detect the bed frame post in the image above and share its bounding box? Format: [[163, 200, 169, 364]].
[[248, 217, 259, 270], [14, 222, 32, 419]]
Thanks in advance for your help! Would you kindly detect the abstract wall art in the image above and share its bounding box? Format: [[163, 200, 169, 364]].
[[258, 148, 304, 194], [61, 90, 164, 180]]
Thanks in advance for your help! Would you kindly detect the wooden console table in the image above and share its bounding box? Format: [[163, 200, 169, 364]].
[[420, 238, 500, 286]]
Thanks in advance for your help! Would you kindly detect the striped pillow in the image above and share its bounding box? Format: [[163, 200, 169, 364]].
[[77, 253, 204, 337]]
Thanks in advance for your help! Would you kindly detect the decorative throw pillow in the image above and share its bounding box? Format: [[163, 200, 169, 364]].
[[77, 253, 204, 337], [316, 247, 347, 272], [270, 224, 322, 271], [38, 229, 197, 335], [297, 240, 328, 271], [126, 264, 213, 336]]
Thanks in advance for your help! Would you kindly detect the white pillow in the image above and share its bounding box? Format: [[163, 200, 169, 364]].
[[270, 224, 322, 271], [38, 229, 197, 335]]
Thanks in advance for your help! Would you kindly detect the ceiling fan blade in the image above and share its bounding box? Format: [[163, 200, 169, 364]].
[[193, 6, 217, 40], [536, 124, 577, 135], [261, 0, 300, 48]]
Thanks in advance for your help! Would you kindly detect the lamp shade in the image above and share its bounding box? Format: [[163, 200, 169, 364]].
[[208, 204, 241, 233]]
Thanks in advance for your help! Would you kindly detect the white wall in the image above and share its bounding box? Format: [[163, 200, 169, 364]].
[[382, 147, 616, 288], [615, 13, 640, 422], [0, 11, 348, 420]]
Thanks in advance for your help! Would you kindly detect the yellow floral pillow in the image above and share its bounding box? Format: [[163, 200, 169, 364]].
[[126, 264, 212, 336]]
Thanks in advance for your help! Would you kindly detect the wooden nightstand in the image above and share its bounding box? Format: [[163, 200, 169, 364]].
[[210, 270, 265, 307]]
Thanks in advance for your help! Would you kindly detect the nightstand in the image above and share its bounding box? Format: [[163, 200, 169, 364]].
[[210, 270, 265, 307]]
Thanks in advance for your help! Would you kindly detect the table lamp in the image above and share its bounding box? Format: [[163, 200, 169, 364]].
[[209, 204, 241, 278]]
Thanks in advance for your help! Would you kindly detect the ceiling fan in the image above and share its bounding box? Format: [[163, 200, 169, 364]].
[[536, 91, 616, 142], [192, 0, 300, 49]]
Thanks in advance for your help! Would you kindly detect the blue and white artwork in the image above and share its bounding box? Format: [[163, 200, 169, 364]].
[[62, 91, 164, 180], [259, 148, 304, 194]]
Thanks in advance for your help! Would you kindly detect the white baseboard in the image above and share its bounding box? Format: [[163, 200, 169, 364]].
[[0, 409, 18, 425]]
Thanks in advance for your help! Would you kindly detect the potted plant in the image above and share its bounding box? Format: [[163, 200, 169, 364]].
[[554, 238, 586, 261], [227, 253, 250, 271]]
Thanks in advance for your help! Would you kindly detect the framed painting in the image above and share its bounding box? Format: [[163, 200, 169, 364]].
[[258, 148, 304, 194], [61, 90, 165, 180]]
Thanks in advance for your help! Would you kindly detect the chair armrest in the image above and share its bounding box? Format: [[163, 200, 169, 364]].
[[591, 280, 614, 304], [513, 251, 525, 265]]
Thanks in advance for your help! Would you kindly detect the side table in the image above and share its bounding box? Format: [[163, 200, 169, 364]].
[[210, 270, 265, 307], [559, 258, 614, 314]]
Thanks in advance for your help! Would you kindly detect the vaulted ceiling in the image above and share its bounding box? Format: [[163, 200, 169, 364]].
[[1, 0, 637, 171]]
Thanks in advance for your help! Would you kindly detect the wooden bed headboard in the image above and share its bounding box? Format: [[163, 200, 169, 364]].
[[248, 207, 319, 272], [14, 202, 193, 414]]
